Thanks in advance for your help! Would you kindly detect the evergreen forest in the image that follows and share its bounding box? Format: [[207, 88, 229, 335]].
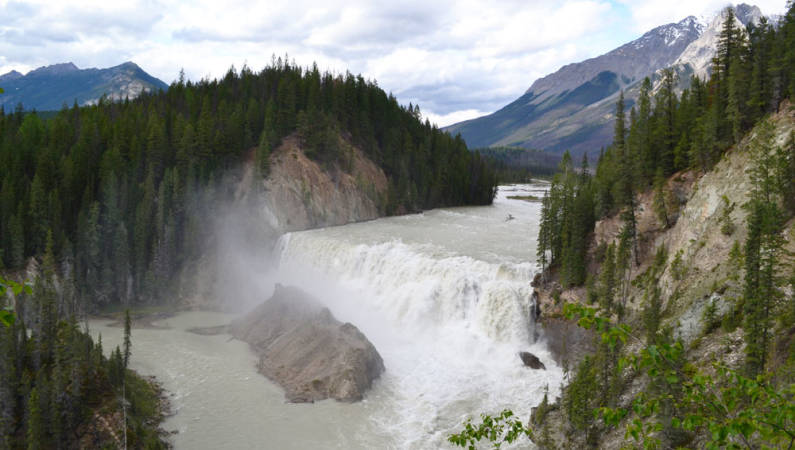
[[0, 59, 498, 310], [0, 59, 498, 448]]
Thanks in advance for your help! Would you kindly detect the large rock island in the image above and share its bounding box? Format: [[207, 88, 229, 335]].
[[230, 285, 385, 403]]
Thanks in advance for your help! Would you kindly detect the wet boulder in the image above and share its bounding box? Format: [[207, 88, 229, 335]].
[[230, 284, 385, 403], [519, 351, 546, 370]]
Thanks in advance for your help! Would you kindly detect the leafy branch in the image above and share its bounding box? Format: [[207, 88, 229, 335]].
[[448, 409, 534, 449], [0, 276, 31, 327], [564, 302, 795, 449]]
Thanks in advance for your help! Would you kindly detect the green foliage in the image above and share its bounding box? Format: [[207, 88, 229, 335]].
[[0, 274, 166, 448], [720, 195, 737, 236], [586, 4, 795, 226], [522, 8, 795, 448], [652, 167, 670, 228], [742, 119, 790, 377], [0, 276, 31, 327], [564, 302, 795, 449], [476, 146, 560, 182], [670, 249, 687, 282], [123, 309, 132, 369], [448, 409, 533, 450], [702, 297, 720, 335]]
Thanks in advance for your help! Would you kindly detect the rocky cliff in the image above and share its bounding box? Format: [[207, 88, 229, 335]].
[[261, 135, 388, 233], [532, 104, 795, 448], [176, 133, 389, 309], [230, 284, 385, 403]]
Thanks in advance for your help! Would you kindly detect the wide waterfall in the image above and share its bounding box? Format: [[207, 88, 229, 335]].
[[89, 183, 564, 449], [272, 182, 562, 447]]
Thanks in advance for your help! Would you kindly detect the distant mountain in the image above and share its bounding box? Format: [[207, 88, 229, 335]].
[[0, 61, 168, 111], [661, 4, 762, 88], [445, 4, 765, 157]]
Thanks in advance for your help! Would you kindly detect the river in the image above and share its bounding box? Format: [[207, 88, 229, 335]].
[[89, 182, 564, 449]]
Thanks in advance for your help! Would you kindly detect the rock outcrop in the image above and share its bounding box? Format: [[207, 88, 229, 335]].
[[262, 135, 389, 232], [177, 134, 389, 309], [230, 285, 385, 403], [519, 351, 547, 370]]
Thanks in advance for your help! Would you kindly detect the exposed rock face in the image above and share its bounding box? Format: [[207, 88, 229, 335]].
[[670, 4, 763, 81], [263, 135, 389, 233], [230, 285, 385, 403], [519, 351, 547, 370], [176, 135, 389, 309]]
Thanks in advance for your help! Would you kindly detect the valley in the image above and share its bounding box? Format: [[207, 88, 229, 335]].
[[1, 1, 794, 449]]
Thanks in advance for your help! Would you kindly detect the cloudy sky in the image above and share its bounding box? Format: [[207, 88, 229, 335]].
[[0, 0, 788, 126]]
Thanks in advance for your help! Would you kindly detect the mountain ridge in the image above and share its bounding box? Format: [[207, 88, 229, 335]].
[[446, 3, 768, 157], [0, 61, 169, 111]]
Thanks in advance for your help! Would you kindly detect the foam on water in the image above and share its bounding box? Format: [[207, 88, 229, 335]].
[[90, 183, 563, 449], [272, 182, 564, 448]]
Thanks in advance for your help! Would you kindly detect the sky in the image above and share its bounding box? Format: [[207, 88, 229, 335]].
[[0, 0, 789, 126]]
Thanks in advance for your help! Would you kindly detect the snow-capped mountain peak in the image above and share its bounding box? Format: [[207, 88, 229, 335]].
[[673, 3, 763, 79]]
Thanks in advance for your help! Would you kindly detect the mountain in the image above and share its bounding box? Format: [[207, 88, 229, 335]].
[[0, 61, 169, 111], [445, 4, 765, 157], [661, 4, 762, 87]]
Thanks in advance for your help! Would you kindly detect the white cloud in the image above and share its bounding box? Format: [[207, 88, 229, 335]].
[[2, 0, 786, 124], [617, 0, 788, 32], [424, 109, 491, 128]]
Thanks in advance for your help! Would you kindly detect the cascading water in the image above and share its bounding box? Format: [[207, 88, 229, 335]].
[[89, 183, 563, 449], [272, 182, 563, 448]]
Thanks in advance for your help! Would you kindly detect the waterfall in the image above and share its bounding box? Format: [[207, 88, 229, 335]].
[[277, 233, 539, 344], [271, 188, 561, 448]]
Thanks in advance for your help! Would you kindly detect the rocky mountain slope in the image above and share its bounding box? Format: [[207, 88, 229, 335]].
[[669, 4, 763, 82], [446, 4, 765, 157], [0, 61, 168, 111], [533, 103, 795, 449]]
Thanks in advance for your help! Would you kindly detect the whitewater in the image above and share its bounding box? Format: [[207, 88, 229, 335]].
[[90, 182, 565, 449]]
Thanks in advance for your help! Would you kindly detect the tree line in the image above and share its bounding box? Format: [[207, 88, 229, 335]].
[[538, 4, 795, 291], [1, 264, 166, 448], [0, 58, 497, 309]]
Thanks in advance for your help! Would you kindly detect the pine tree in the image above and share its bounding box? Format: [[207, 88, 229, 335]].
[[637, 78, 654, 181], [652, 167, 670, 229], [655, 69, 678, 176], [26, 387, 44, 450], [537, 191, 552, 280], [598, 243, 617, 313], [742, 120, 787, 376], [613, 90, 626, 154], [28, 173, 48, 256], [123, 309, 131, 369]]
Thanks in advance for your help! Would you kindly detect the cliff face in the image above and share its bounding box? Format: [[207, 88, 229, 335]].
[[262, 135, 388, 233], [177, 133, 389, 309], [533, 104, 795, 448]]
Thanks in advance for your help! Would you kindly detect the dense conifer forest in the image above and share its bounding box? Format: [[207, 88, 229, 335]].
[[0, 59, 497, 309], [476, 147, 560, 182]]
